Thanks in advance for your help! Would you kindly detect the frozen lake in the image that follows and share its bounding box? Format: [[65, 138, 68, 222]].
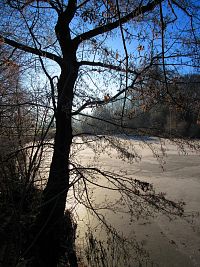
[[40, 137, 200, 266]]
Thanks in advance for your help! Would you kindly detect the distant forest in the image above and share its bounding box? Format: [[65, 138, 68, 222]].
[[79, 72, 200, 138]]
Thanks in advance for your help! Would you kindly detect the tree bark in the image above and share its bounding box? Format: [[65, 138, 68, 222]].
[[26, 17, 79, 266], [27, 64, 78, 267], [22, 6, 81, 266]]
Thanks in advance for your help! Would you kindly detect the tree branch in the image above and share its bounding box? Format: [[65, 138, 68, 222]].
[[77, 0, 90, 9], [0, 102, 54, 110], [64, 0, 77, 24], [73, 0, 163, 46], [73, 56, 158, 115], [0, 35, 62, 65], [78, 60, 137, 74]]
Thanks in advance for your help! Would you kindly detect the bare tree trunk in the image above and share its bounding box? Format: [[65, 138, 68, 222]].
[[24, 8, 80, 266], [27, 62, 78, 267]]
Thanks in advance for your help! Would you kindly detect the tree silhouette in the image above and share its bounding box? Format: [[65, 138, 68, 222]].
[[0, 0, 199, 266]]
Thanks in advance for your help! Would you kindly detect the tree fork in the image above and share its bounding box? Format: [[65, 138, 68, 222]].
[[25, 6, 80, 265], [27, 66, 79, 266]]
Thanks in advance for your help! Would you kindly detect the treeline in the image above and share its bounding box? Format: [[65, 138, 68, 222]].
[[79, 73, 200, 138]]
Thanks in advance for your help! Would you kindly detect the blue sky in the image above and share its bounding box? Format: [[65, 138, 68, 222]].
[[2, 0, 199, 110]]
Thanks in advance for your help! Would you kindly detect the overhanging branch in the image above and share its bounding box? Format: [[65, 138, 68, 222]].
[[0, 35, 62, 65], [78, 60, 137, 74], [73, 0, 163, 46]]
